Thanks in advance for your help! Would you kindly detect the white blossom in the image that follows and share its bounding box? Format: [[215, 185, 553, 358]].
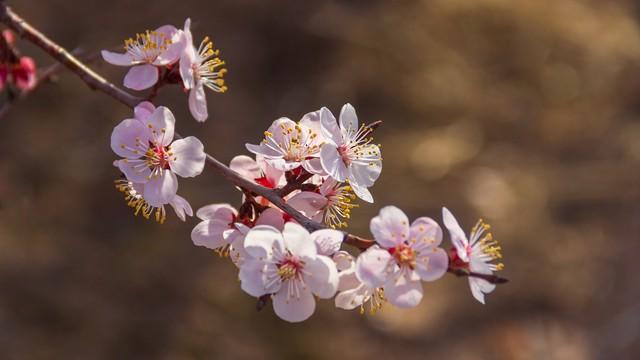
[[442, 207, 504, 304]]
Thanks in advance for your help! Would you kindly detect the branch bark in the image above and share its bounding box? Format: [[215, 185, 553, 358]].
[[0, 3, 375, 250]]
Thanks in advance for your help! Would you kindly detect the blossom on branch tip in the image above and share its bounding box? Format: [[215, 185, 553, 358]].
[[355, 206, 448, 308], [239, 222, 339, 322], [0, 56, 37, 91], [442, 207, 504, 304], [319, 104, 381, 203], [179, 18, 227, 122], [102, 25, 183, 90], [111, 102, 206, 207], [246, 110, 326, 175]]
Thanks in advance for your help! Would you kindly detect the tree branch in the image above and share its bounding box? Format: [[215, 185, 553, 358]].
[[0, 3, 375, 250], [0, 5, 141, 108], [447, 268, 509, 284], [0, 4, 511, 286]]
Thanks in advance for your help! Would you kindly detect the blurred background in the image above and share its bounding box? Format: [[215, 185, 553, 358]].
[[0, 0, 639, 359]]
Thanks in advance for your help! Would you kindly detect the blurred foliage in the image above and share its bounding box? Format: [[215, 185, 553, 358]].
[[0, 0, 639, 359]]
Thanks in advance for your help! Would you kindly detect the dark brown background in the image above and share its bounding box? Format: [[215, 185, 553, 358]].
[[1, 0, 639, 359]]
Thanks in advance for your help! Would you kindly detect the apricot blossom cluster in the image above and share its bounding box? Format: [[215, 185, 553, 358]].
[[100, 19, 505, 322]]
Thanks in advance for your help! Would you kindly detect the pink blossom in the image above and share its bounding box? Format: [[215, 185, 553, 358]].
[[333, 251, 385, 314], [102, 25, 183, 90], [179, 19, 227, 122], [319, 104, 381, 203], [111, 102, 206, 207], [442, 207, 504, 304], [287, 177, 358, 228], [239, 223, 339, 322], [246, 110, 326, 175], [355, 206, 448, 308], [191, 203, 241, 251], [0, 56, 37, 91]]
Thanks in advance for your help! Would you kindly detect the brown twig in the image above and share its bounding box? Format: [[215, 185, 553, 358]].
[[275, 172, 314, 197], [447, 268, 509, 284], [0, 3, 375, 250]]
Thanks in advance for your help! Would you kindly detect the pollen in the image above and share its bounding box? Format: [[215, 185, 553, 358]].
[[471, 219, 504, 271], [359, 288, 386, 315], [123, 30, 172, 63], [277, 255, 304, 281], [323, 183, 359, 229], [193, 35, 228, 93], [115, 179, 166, 224]]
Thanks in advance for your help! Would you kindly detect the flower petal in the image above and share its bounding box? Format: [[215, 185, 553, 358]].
[[310, 229, 344, 256], [244, 225, 284, 259], [246, 143, 281, 158], [304, 255, 338, 298], [117, 159, 151, 183], [153, 25, 183, 65], [442, 207, 469, 262], [145, 106, 175, 146], [272, 284, 316, 323], [320, 144, 348, 182], [320, 107, 343, 147], [229, 155, 261, 180], [255, 207, 285, 231], [179, 19, 196, 89], [333, 251, 355, 272], [264, 158, 301, 172], [287, 191, 326, 219], [349, 181, 373, 203], [239, 259, 277, 297], [169, 136, 206, 178], [335, 283, 368, 310], [370, 206, 411, 248], [337, 268, 360, 292], [339, 103, 359, 137], [282, 222, 316, 258], [299, 110, 323, 138], [262, 158, 286, 186], [355, 246, 393, 288], [196, 203, 236, 221], [302, 158, 327, 176], [110, 118, 147, 158], [410, 217, 443, 247], [384, 273, 423, 308], [266, 118, 297, 145], [350, 147, 382, 186], [169, 194, 193, 221], [101, 50, 134, 66], [188, 83, 208, 122], [469, 277, 496, 304], [191, 219, 231, 249], [414, 247, 448, 282], [123, 64, 158, 91], [134, 101, 156, 121], [143, 169, 178, 207], [229, 229, 249, 267]]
